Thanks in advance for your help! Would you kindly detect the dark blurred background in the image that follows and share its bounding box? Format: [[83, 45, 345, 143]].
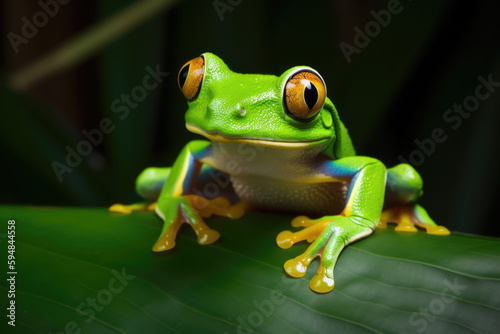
[[1, 0, 499, 237]]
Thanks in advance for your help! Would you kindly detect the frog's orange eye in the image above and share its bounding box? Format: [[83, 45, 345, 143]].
[[283, 70, 326, 121], [178, 56, 205, 101]]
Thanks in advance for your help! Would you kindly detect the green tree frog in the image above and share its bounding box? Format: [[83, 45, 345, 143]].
[[110, 53, 450, 293]]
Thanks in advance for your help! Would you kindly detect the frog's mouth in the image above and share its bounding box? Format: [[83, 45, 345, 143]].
[[186, 123, 328, 149]]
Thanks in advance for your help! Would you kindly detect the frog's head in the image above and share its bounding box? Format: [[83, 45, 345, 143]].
[[178, 53, 348, 158]]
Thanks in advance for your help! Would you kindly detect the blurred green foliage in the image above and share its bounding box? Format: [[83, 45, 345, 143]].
[[1, 0, 499, 237]]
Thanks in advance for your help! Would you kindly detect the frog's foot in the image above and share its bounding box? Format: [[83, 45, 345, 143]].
[[277, 215, 373, 293], [185, 195, 247, 219], [379, 204, 450, 236], [153, 205, 221, 252], [277, 216, 329, 247], [109, 202, 156, 214], [152, 211, 185, 252], [152, 195, 248, 252]]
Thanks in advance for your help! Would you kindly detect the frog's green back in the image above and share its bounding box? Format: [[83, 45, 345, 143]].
[[323, 98, 356, 159]]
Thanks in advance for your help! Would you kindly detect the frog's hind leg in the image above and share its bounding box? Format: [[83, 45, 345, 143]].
[[380, 204, 449, 235], [109, 167, 170, 214], [110, 165, 247, 219], [380, 164, 450, 235]]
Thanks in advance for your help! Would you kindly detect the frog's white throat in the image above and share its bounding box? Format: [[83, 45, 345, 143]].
[[185, 123, 326, 150]]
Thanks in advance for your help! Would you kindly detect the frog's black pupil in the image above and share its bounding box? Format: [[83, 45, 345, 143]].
[[304, 81, 318, 110], [179, 64, 190, 88]]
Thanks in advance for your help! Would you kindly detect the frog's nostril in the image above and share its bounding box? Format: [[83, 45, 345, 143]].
[[240, 107, 246, 116]]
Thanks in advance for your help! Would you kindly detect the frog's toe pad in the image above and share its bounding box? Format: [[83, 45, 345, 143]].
[[276, 231, 295, 249], [152, 235, 176, 252], [109, 202, 156, 214], [109, 204, 132, 214], [284, 258, 309, 277], [394, 223, 418, 233], [310, 274, 335, 293], [227, 202, 246, 219], [197, 229, 220, 245], [419, 224, 450, 236], [291, 216, 312, 228]]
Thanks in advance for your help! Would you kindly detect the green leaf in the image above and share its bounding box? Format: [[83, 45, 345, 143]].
[[1, 206, 499, 333]]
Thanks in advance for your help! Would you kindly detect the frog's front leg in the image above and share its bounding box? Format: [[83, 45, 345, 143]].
[[277, 157, 386, 293], [153, 140, 246, 252]]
